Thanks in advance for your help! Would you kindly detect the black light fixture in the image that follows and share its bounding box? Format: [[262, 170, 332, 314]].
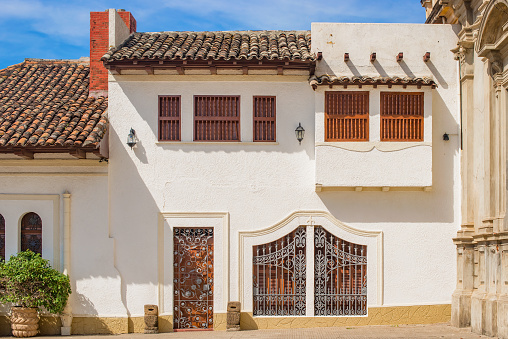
[[127, 128, 137, 149], [295, 123, 305, 145], [443, 133, 449, 141]]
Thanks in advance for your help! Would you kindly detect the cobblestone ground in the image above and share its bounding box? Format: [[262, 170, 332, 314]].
[[31, 323, 496, 339]]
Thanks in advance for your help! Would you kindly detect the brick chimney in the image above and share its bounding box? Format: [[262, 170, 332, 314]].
[[89, 9, 136, 97]]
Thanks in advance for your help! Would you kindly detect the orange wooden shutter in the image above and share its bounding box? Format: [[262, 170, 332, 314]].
[[194, 96, 240, 141], [325, 91, 369, 141], [380, 92, 424, 141], [253, 96, 276, 142], [159, 96, 181, 141]]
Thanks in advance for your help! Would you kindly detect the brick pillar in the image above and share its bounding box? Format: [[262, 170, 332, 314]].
[[89, 9, 136, 97]]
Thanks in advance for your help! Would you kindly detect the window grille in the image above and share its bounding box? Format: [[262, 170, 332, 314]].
[[325, 91, 369, 141], [253, 96, 276, 142], [314, 227, 367, 316], [159, 95, 181, 141], [21, 212, 42, 254], [194, 96, 240, 141], [380, 92, 424, 141], [0, 214, 4, 259], [253, 227, 306, 316]]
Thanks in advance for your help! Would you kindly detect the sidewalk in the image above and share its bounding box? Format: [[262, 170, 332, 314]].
[[27, 323, 496, 339]]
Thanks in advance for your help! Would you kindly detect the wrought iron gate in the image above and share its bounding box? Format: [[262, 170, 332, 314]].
[[314, 226, 367, 316], [252, 226, 306, 316], [173, 228, 214, 330]]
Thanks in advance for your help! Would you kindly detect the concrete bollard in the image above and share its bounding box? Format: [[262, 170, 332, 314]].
[[144, 305, 158, 334], [226, 301, 241, 331]]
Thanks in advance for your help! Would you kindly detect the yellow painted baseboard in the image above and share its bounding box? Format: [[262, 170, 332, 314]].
[[0, 305, 450, 335], [240, 304, 451, 330]]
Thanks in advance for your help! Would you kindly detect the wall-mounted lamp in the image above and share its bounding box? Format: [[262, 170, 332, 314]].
[[443, 133, 449, 141], [127, 128, 137, 149], [295, 123, 305, 145], [370, 52, 376, 63]]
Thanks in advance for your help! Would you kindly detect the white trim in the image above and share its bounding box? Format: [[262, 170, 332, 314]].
[[238, 210, 384, 314]]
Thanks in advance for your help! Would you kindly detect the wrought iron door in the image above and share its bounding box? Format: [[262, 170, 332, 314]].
[[173, 228, 213, 330], [314, 226, 367, 316], [252, 226, 306, 316]]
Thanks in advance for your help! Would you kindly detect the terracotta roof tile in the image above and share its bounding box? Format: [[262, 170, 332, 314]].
[[0, 59, 108, 151], [309, 75, 437, 89], [102, 31, 315, 63]]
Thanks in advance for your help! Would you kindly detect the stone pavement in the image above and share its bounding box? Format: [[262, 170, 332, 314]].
[[26, 323, 496, 339]]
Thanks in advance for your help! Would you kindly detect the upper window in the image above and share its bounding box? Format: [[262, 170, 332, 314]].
[[325, 91, 369, 141], [159, 95, 181, 141], [21, 212, 42, 255], [194, 96, 240, 141], [253, 96, 276, 142], [380, 92, 424, 141]]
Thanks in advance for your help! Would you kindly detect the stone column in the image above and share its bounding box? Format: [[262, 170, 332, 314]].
[[60, 192, 72, 335]]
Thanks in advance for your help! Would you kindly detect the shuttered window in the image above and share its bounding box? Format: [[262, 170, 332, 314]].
[[253, 96, 276, 142], [0, 214, 4, 259], [380, 92, 424, 141], [325, 92, 369, 141], [21, 212, 42, 255], [159, 96, 181, 141], [194, 96, 240, 141]]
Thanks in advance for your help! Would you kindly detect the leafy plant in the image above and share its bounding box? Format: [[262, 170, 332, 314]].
[[0, 251, 71, 314]]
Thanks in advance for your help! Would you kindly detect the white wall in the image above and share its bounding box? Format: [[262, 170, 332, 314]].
[[107, 33, 460, 317]]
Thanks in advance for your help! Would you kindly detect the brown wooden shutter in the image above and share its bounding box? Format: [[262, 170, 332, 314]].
[[325, 91, 369, 141], [159, 96, 181, 141], [253, 96, 276, 142], [194, 96, 240, 141], [0, 214, 4, 259], [380, 92, 424, 141]]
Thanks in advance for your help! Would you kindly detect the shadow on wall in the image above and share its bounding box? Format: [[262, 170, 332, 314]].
[[318, 89, 458, 224]]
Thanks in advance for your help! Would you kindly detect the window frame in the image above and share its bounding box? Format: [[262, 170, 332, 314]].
[[325, 91, 370, 142], [380, 92, 424, 142], [158, 95, 181, 142], [253, 96, 276, 142], [193, 95, 241, 142]]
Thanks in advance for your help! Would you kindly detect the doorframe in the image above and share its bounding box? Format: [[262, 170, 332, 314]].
[[158, 212, 230, 319]]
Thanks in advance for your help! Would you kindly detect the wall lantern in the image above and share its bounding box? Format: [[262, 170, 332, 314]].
[[443, 133, 449, 141], [127, 128, 137, 149], [295, 123, 305, 145]]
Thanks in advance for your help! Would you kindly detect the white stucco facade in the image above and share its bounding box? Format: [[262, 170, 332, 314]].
[[0, 15, 462, 334]]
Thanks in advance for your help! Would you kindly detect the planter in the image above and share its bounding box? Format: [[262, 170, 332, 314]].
[[10, 307, 39, 338]]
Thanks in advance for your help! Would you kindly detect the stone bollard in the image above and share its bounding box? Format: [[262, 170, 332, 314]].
[[226, 301, 241, 331], [144, 305, 158, 334]]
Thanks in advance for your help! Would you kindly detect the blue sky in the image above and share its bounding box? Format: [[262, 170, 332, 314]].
[[0, 0, 425, 69]]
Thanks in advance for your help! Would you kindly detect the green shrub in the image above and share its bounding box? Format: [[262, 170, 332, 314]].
[[0, 250, 71, 314]]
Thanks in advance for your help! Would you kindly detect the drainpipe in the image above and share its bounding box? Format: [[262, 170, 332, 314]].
[[60, 191, 72, 335]]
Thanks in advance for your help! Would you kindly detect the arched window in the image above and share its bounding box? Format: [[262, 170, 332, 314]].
[[21, 212, 42, 255], [0, 214, 5, 259]]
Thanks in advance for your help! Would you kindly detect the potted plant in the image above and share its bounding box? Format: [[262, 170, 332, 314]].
[[0, 250, 71, 337]]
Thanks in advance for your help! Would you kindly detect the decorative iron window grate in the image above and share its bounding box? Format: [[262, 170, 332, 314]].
[[253, 96, 276, 142], [314, 226, 367, 316], [380, 92, 424, 141], [194, 96, 240, 141], [325, 91, 369, 141], [253, 227, 306, 316], [159, 95, 181, 141], [253, 226, 367, 317], [21, 212, 42, 254]]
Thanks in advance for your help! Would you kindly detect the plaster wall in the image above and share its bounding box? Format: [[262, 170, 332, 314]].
[[0, 164, 124, 317], [312, 23, 459, 188], [107, 60, 460, 319]]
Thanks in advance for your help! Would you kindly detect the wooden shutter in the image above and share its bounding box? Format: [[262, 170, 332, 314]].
[[194, 96, 240, 141], [380, 92, 424, 141], [159, 96, 181, 141], [253, 96, 276, 142], [0, 214, 4, 259], [325, 92, 369, 141]]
